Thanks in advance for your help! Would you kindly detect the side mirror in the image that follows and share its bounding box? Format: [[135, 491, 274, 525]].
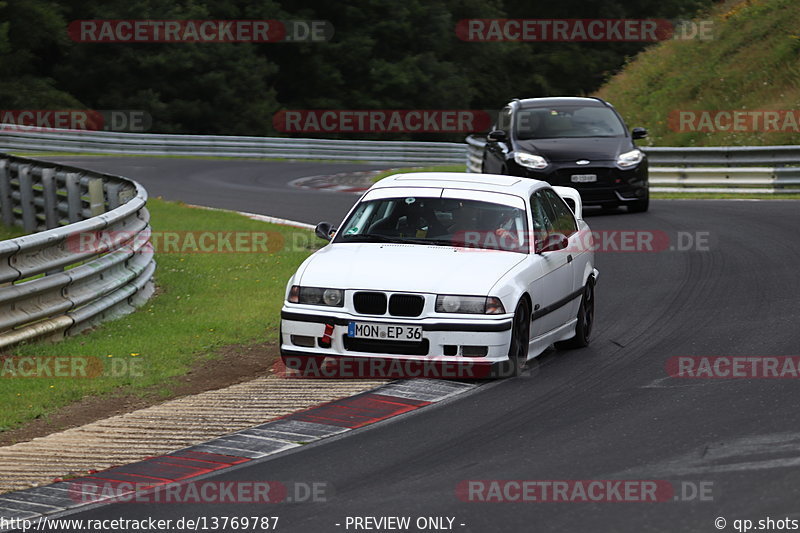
[[487, 129, 508, 142], [536, 233, 568, 254], [315, 222, 336, 241], [632, 127, 648, 140]]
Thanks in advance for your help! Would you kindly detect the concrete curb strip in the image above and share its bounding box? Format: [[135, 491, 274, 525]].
[[0, 378, 478, 526]]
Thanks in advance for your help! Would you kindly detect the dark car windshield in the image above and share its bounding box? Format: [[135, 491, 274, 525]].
[[334, 196, 529, 253], [515, 105, 626, 140]]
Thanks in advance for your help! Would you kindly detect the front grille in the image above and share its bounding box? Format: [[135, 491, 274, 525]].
[[343, 335, 429, 356], [577, 187, 619, 203], [389, 294, 424, 317], [353, 291, 387, 315]]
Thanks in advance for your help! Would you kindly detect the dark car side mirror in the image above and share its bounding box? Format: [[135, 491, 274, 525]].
[[536, 233, 569, 254], [315, 222, 336, 241], [487, 129, 508, 142], [632, 127, 648, 140]]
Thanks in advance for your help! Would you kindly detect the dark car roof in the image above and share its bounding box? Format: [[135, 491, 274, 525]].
[[514, 97, 609, 109]]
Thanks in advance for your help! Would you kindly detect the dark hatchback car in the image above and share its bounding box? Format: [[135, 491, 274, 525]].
[[481, 97, 649, 212]]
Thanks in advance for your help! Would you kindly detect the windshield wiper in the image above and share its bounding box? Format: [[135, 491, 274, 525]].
[[340, 233, 403, 243], [342, 234, 493, 249], [419, 238, 483, 248]]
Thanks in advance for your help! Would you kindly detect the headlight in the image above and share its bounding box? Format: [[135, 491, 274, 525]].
[[616, 149, 644, 168], [514, 152, 548, 170], [288, 286, 344, 307], [435, 295, 506, 315]]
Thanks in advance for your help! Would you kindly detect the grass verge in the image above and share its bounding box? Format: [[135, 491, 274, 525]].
[[0, 198, 321, 433], [596, 0, 800, 146]]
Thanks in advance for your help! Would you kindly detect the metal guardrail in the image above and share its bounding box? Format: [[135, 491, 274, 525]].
[[465, 135, 800, 193], [3, 125, 798, 192], [0, 125, 468, 166], [0, 154, 155, 349]]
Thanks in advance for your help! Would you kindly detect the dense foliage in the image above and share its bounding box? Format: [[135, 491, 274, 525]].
[[1, 0, 712, 138]]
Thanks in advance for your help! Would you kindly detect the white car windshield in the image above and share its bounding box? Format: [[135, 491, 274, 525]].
[[335, 196, 529, 253]]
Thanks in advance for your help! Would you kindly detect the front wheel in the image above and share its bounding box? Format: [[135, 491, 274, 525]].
[[497, 299, 530, 378], [556, 278, 595, 349]]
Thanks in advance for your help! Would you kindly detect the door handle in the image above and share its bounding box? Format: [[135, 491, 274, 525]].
[[567, 254, 573, 263]]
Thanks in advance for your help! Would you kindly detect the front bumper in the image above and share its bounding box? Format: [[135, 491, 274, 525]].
[[510, 160, 649, 207], [280, 308, 514, 363]]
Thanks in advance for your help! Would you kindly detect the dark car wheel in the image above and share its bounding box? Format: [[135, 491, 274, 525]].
[[555, 278, 594, 350], [498, 299, 531, 378]]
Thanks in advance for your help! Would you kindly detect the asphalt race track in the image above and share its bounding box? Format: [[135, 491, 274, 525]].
[[39, 156, 389, 225], [37, 157, 800, 532]]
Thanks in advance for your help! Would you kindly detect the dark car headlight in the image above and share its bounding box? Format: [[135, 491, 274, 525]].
[[514, 152, 549, 170], [288, 286, 344, 307], [616, 149, 644, 168]]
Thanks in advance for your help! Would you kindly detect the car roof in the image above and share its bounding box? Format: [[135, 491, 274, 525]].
[[370, 172, 547, 197], [514, 96, 608, 109]]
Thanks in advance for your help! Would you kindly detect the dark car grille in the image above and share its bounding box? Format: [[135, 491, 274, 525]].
[[353, 292, 387, 315], [353, 292, 424, 317], [389, 294, 424, 317], [343, 336, 429, 356]]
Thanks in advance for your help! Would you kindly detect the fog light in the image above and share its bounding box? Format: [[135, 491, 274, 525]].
[[291, 335, 315, 347], [461, 346, 488, 357]]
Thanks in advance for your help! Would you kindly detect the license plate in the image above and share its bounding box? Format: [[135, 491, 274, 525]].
[[348, 322, 423, 341], [571, 174, 597, 183]]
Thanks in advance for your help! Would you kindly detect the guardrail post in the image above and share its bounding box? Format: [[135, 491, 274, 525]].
[[106, 182, 122, 210], [40, 168, 59, 229], [18, 165, 38, 233], [0, 159, 13, 227], [88, 178, 105, 216], [65, 172, 82, 223]]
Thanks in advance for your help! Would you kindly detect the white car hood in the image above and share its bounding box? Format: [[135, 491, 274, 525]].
[[297, 243, 526, 295]]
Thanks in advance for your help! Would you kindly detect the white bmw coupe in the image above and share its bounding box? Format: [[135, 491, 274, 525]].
[[280, 172, 597, 378]]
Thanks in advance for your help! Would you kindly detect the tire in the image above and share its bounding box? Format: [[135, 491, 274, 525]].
[[627, 191, 649, 213], [556, 278, 595, 350], [497, 299, 530, 378]]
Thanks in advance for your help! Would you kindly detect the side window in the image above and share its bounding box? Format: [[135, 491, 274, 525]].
[[497, 106, 512, 131], [542, 189, 578, 236], [530, 192, 554, 249]]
